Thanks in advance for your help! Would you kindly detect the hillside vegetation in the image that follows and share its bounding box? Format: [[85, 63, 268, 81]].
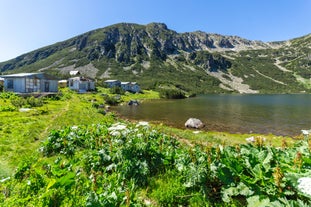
[[1, 109, 311, 206], [0, 23, 310, 94], [0, 89, 310, 206]]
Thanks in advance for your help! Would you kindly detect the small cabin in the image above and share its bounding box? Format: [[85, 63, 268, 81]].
[[104, 80, 121, 88], [121, 82, 141, 93], [69, 70, 80, 76], [68, 76, 95, 92], [1, 73, 58, 93]]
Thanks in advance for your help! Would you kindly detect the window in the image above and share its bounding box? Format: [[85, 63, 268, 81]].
[[7, 79, 13, 89]]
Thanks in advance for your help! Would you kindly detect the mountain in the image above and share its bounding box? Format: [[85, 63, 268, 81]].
[[1, 22, 311, 94]]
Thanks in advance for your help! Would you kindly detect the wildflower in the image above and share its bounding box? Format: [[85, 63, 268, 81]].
[[108, 123, 127, 131], [136, 121, 149, 127], [301, 130, 311, 136], [246, 136, 255, 142], [0, 177, 10, 183], [297, 177, 311, 196], [110, 131, 121, 136], [71, 126, 78, 130], [108, 123, 128, 136]]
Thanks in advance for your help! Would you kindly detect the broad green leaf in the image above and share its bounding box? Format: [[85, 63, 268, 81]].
[[222, 182, 254, 203], [46, 178, 56, 190], [246, 195, 270, 207]]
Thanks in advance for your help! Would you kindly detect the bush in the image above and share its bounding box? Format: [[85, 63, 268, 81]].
[[26, 97, 44, 107], [0, 105, 16, 112], [109, 86, 125, 95], [104, 95, 120, 106], [11, 97, 26, 108], [10, 96, 44, 108], [159, 88, 186, 99], [0, 92, 18, 99]]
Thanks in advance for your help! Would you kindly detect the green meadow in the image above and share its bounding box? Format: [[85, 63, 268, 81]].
[[0, 88, 310, 206]]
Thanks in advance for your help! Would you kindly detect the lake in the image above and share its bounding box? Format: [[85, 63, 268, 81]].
[[113, 94, 311, 136]]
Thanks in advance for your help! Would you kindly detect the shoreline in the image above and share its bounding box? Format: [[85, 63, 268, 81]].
[[110, 109, 296, 147]]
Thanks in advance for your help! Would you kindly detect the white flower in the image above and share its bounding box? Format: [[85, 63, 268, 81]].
[[108, 123, 127, 131], [297, 177, 311, 196], [110, 131, 121, 136], [136, 121, 149, 127], [71, 126, 78, 130], [246, 136, 255, 142], [0, 177, 10, 183]]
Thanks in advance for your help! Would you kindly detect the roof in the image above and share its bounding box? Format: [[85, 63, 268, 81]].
[[121, 82, 138, 85], [0, 73, 58, 80], [69, 70, 80, 76], [69, 76, 94, 81], [1, 73, 40, 78], [104, 80, 120, 83]]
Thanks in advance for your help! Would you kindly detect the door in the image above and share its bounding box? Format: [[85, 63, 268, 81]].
[[44, 82, 49, 92]]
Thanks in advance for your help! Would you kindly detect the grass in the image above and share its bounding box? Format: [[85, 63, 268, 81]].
[[0, 87, 300, 178], [0, 89, 106, 177], [154, 124, 295, 147]]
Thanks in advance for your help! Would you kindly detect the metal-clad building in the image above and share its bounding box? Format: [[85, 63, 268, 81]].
[[1, 73, 58, 93]]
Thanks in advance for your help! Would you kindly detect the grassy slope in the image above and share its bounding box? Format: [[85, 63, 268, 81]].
[[0, 88, 296, 178], [0, 89, 108, 177]]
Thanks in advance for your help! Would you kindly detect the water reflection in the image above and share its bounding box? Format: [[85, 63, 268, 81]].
[[114, 94, 311, 136]]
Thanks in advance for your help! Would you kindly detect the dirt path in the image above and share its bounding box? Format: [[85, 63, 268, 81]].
[[39, 100, 70, 139], [274, 59, 292, 72]]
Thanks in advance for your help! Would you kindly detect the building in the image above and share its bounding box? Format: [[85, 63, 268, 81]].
[[69, 70, 80, 76], [104, 79, 141, 93], [68, 76, 95, 92], [121, 82, 141, 93], [1, 73, 58, 93], [104, 80, 121, 88]]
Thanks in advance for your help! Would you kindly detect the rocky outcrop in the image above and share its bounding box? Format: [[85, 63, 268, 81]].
[[1, 23, 310, 94]]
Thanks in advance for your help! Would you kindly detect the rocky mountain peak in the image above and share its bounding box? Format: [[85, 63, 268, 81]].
[[0, 22, 310, 94]]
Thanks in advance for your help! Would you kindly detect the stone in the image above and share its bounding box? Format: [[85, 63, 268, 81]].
[[128, 100, 139, 106], [185, 118, 204, 129]]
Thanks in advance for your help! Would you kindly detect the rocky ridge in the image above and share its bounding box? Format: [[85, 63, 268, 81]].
[[0, 23, 310, 94]]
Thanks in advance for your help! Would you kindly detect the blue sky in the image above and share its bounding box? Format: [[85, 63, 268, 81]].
[[0, 0, 310, 62]]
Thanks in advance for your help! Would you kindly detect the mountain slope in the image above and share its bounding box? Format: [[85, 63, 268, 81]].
[[0, 22, 310, 94]]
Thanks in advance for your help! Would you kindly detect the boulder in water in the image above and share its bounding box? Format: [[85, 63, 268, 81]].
[[185, 118, 204, 129], [128, 100, 139, 106]]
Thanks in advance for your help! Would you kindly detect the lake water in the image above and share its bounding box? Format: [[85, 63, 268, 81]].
[[113, 94, 311, 136]]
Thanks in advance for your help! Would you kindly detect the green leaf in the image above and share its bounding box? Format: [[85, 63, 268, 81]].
[[222, 182, 254, 203], [46, 178, 56, 190], [246, 195, 270, 207], [54, 172, 76, 190]]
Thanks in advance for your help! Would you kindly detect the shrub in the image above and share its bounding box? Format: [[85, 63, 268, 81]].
[[10, 96, 44, 108], [109, 86, 125, 95], [104, 95, 120, 106], [11, 97, 26, 108], [159, 88, 186, 99], [0, 105, 16, 112]]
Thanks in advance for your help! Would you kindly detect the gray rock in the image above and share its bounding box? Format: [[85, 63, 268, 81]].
[[128, 100, 139, 106], [185, 118, 204, 129]]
